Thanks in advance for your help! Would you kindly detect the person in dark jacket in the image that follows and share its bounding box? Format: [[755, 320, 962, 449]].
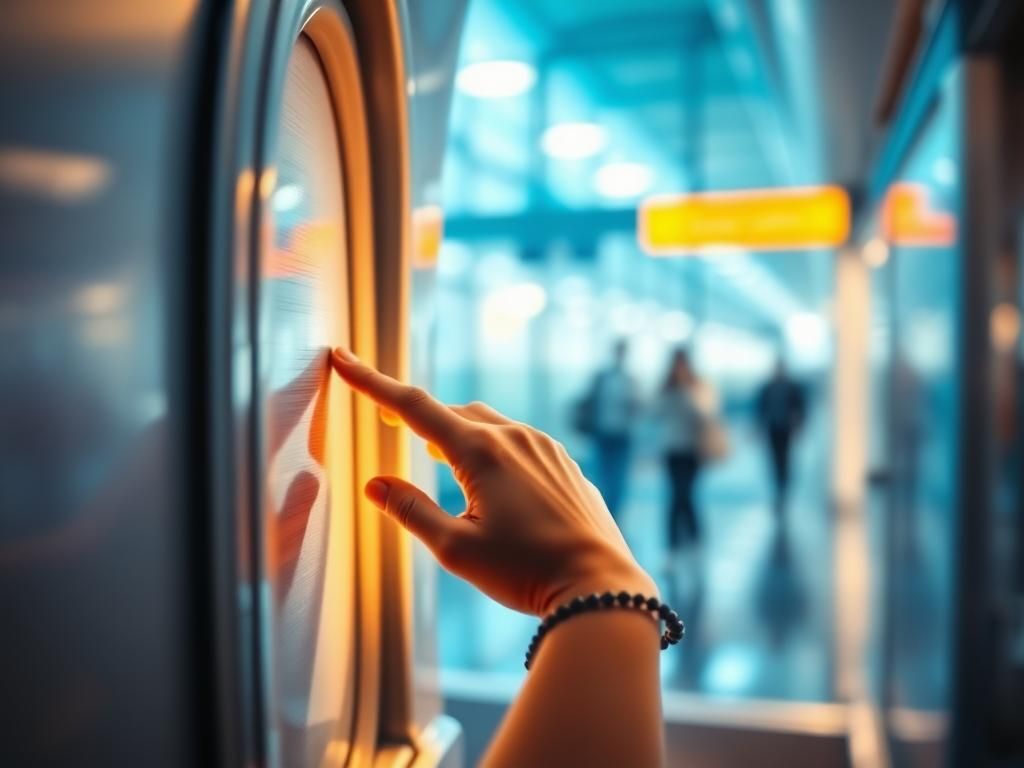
[[755, 358, 807, 514]]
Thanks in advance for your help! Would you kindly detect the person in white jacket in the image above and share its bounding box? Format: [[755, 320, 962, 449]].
[[655, 348, 717, 554]]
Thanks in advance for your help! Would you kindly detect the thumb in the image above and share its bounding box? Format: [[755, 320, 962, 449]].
[[364, 476, 458, 555]]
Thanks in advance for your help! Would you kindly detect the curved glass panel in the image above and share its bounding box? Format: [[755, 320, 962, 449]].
[[260, 35, 355, 767]]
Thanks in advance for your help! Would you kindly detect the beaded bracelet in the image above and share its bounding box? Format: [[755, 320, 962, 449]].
[[524, 591, 684, 670]]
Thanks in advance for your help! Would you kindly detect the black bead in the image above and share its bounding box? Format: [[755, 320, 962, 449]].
[[569, 596, 586, 613], [658, 604, 672, 620], [585, 593, 601, 609], [665, 610, 680, 625], [645, 597, 660, 612], [600, 592, 616, 607], [668, 627, 683, 640], [537, 623, 548, 636], [524, 660, 530, 670], [617, 591, 631, 606], [660, 636, 669, 650], [555, 605, 570, 621], [632, 593, 647, 607]]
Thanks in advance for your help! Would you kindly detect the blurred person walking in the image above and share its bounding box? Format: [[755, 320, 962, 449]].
[[755, 358, 807, 515], [656, 348, 720, 558], [575, 340, 637, 519]]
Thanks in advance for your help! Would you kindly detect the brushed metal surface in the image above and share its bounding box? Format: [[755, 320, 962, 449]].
[[0, 2, 208, 765], [0, 1, 467, 764]]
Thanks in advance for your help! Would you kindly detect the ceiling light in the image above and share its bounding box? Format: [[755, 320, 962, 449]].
[[456, 60, 536, 99], [541, 123, 607, 159], [660, 310, 695, 343], [273, 183, 303, 212], [481, 282, 548, 340], [594, 162, 653, 199], [785, 311, 829, 352]]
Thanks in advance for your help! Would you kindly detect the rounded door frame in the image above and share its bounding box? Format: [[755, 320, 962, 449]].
[[252, 2, 382, 765], [210, 0, 413, 764]]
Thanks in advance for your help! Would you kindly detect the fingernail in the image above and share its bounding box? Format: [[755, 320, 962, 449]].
[[380, 409, 402, 427], [365, 478, 389, 507], [333, 346, 359, 364]]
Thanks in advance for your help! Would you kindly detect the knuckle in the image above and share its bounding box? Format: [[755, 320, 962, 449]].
[[400, 385, 430, 409], [505, 424, 532, 445], [531, 425, 554, 445], [393, 493, 419, 528], [469, 400, 488, 411], [353, 367, 377, 387]]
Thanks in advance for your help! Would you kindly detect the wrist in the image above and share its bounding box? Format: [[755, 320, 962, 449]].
[[542, 557, 657, 616]]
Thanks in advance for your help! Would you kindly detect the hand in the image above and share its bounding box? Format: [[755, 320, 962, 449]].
[[331, 348, 655, 617]]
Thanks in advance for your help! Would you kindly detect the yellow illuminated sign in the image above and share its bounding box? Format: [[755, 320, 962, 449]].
[[638, 185, 851, 254]]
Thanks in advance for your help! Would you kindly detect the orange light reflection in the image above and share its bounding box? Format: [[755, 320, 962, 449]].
[[880, 182, 956, 247]]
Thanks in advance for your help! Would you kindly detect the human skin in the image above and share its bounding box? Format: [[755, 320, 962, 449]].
[[331, 348, 665, 767]]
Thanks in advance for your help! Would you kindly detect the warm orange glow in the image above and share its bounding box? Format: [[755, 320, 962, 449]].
[[266, 220, 343, 278], [412, 205, 444, 268], [880, 182, 957, 247], [380, 408, 401, 427], [638, 185, 850, 254], [427, 442, 447, 463], [991, 302, 1021, 352], [0, 147, 111, 202]]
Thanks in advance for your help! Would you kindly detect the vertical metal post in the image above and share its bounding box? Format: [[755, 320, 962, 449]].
[[951, 54, 1001, 768]]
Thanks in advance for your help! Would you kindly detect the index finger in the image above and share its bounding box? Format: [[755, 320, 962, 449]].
[[331, 347, 468, 450]]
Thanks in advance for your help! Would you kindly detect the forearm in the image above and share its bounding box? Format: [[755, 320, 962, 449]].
[[329, 351, 666, 766], [483, 607, 664, 767]]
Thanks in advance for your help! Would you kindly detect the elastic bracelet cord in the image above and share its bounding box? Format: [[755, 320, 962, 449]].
[[525, 591, 685, 670]]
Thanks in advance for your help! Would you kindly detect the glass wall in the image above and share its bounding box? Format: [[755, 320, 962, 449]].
[[428, 0, 867, 712], [868, 64, 963, 762], [432, 231, 838, 702]]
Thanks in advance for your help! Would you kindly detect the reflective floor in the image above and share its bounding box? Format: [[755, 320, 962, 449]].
[[437, 405, 835, 703]]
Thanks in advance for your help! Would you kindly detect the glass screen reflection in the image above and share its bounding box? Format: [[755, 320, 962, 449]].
[[261, 36, 356, 767]]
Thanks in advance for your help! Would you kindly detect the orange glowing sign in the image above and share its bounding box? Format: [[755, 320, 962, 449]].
[[412, 205, 444, 268], [638, 185, 850, 254], [880, 182, 956, 247]]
